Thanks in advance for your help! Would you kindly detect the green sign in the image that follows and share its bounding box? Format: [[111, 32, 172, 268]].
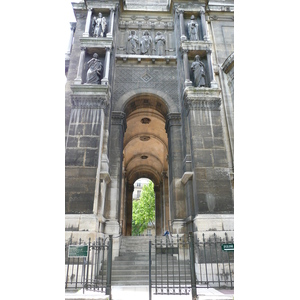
[[221, 243, 234, 251], [68, 245, 88, 258]]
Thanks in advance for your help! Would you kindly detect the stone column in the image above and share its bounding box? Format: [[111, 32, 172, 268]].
[[178, 10, 187, 41], [83, 7, 93, 37], [74, 47, 86, 84], [105, 111, 126, 221], [165, 113, 186, 234], [162, 172, 169, 232], [107, 8, 115, 38], [182, 49, 192, 87], [125, 183, 134, 236], [65, 22, 76, 57], [101, 47, 111, 85], [199, 7, 208, 41], [206, 49, 218, 88], [93, 108, 105, 215], [154, 185, 162, 236]]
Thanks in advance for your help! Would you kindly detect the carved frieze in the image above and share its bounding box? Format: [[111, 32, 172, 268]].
[[183, 87, 222, 114]]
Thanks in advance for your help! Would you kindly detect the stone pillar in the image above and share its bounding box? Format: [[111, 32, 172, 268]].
[[107, 8, 115, 38], [105, 112, 126, 221], [74, 47, 86, 84], [162, 172, 169, 232], [183, 89, 234, 217], [125, 183, 133, 236], [178, 10, 187, 41], [206, 49, 218, 88], [65, 22, 76, 57], [101, 47, 111, 85], [155, 185, 162, 236], [93, 109, 105, 215], [199, 7, 208, 41], [83, 7, 93, 37], [183, 49, 192, 87], [165, 113, 186, 232]]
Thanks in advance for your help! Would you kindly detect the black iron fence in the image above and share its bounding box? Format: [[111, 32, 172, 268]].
[[149, 232, 234, 300], [65, 235, 113, 297]]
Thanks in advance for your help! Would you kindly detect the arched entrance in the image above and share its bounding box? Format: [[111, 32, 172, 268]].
[[120, 94, 170, 236]]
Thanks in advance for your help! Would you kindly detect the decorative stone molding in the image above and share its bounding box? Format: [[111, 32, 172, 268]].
[[165, 113, 181, 132], [111, 111, 127, 132], [180, 41, 212, 53], [183, 87, 222, 114], [221, 52, 234, 74], [70, 84, 110, 110], [79, 37, 113, 49]]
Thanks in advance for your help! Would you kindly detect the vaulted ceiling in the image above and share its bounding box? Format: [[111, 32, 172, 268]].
[[123, 106, 168, 185]]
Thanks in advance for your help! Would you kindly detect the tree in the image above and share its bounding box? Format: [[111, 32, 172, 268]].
[[132, 181, 155, 236]]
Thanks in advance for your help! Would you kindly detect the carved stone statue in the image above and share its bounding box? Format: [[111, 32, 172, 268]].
[[187, 15, 199, 41], [92, 13, 107, 37], [86, 53, 103, 84], [140, 30, 152, 54], [126, 30, 139, 54], [191, 55, 206, 87], [154, 31, 166, 56]]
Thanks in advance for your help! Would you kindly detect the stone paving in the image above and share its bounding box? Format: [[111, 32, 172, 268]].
[[65, 286, 234, 300]]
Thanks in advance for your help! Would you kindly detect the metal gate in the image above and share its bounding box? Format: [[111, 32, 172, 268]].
[[65, 235, 113, 297], [149, 232, 234, 299]]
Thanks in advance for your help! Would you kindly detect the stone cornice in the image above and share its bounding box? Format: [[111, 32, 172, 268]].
[[70, 84, 110, 110], [180, 41, 212, 53], [80, 37, 113, 49], [183, 87, 221, 113]]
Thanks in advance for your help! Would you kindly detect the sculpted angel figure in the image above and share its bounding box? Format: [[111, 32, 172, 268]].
[[86, 53, 103, 84], [191, 55, 206, 87]]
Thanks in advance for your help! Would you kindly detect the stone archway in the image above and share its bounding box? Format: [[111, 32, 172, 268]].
[[120, 95, 170, 236]]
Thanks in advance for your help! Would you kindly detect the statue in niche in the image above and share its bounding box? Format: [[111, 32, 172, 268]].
[[126, 30, 139, 54], [86, 53, 103, 84], [187, 15, 199, 41], [191, 55, 206, 87], [92, 13, 107, 37], [140, 30, 152, 55], [154, 32, 166, 56]]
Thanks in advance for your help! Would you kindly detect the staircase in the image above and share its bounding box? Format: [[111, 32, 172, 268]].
[[111, 236, 154, 285], [108, 236, 191, 286]]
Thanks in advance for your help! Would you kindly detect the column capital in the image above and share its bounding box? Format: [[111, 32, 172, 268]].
[[165, 113, 181, 132], [181, 48, 189, 54], [206, 49, 212, 55], [199, 6, 205, 14], [80, 46, 86, 52], [176, 8, 185, 15], [112, 111, 127, 131], [87, 7, 93, 11]]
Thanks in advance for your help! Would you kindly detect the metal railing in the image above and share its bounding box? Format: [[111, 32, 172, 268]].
[[65, 235, 113, 298], [149, 232, 234, 300]]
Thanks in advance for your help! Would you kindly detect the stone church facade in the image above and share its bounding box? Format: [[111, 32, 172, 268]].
[[65, 0, 234, 258]]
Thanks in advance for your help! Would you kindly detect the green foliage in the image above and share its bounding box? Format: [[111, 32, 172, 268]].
[[132, 181, 155, 236]]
